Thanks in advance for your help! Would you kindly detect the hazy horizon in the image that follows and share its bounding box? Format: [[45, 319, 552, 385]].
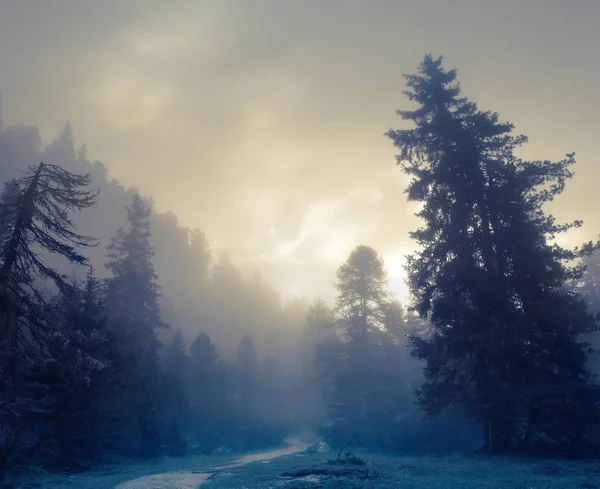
[[1, 0, 599, 304]]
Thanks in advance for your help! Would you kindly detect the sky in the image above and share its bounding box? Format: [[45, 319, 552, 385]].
[[0, 0, 599, 304]]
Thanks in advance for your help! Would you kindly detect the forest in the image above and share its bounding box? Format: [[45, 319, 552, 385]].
[[1, 54, 600, 486]]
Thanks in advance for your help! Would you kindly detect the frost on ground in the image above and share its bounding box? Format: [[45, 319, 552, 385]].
[[110, 437, 311, 489], [115, 471, 211, 489], [274, 473, 324, 486], [10, 452, 234, 489], [12, 438, 600, 489], [201, 452, 600, 489], [231, 437, 310, 466], [11, 437, 311, 489]]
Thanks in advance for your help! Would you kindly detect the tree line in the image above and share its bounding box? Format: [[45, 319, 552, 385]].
[[0, 169, 299, 471], [307, 55, 600, 457], [2, 54, 600, 480]]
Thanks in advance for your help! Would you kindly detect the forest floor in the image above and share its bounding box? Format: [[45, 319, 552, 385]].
[[202, 451, 600, 489], [8, 438, 600, 489]]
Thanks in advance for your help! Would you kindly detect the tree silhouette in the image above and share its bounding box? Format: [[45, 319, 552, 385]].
[[104, 192, 165, 457], [387, 55, 600, 453], [0, 162, 97, 402]]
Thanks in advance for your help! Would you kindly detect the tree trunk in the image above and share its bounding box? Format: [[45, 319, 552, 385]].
[[0, 305, 18, 404], [0, 163, 44, 409]]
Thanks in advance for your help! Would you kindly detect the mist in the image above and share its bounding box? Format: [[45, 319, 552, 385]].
[[2, 1, 600, 488]]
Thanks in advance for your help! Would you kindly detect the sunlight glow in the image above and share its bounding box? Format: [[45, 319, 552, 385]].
[[322, 240, 353, 262], [383, 251, 410, 305]]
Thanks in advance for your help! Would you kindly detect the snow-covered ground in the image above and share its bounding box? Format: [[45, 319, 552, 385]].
[[10, 437, 313, 489], [115, 471, 212, 489], [113, 437, 312, 489], [203, 451, 600, 489], [12, 438, 600, 488]]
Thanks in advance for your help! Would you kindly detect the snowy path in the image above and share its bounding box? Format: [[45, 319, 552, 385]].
[[115, 438, 310, 489]]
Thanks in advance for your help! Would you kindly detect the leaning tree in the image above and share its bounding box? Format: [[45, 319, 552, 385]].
[[0, 162, 97, 402]]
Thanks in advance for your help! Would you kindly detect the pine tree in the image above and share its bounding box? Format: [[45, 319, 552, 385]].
[[190, 332, 220, 374], [303, 298, 337, 402], [24, 268, 111, 465], [386, 55, 600, 453], [164, 330, 187, 376], [0, 162, 97, 406], [105, 192, 163, 331], [581, 239, 600, 316], [188, 332, 224, 451], [335, 245, 389, 338], [236, 335, 259, 402], [580, 242, 600, 374], [189, 229, 211, 289], [319, 246, 401, 447], [304, 297, 336, 344], [0, 179, 19, 242], [162, 330, 189, 456], [104, 192, 165, 457]]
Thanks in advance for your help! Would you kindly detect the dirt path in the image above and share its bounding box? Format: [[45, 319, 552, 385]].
[[115, 438, 311, 489]]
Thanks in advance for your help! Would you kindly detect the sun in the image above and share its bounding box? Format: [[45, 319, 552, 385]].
[[383, 251, 411, 306]]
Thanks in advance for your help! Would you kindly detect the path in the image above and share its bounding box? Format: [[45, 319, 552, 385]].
[[115, 437, 311, 489]]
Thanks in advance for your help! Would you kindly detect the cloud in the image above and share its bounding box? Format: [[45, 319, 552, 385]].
[[1, 0, 599, 302]]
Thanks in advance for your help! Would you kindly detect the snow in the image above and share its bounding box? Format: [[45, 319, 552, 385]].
[[110, 437, 311, 489], [230, 437, 310, 466], [115, 471, 211, 489], [15, 437, 600, 488]]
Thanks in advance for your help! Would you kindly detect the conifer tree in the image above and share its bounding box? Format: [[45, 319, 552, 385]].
[[386, 55, 600, 453], [25, 268, 111, 464], [188, 332, 224, 450], [581, 239, 600, 316], [580, 243, 600, 374], [104, 192, 165, 456], [162, 330, 189, 456], [0, 162, 97, 404], [236, 334, 259, 402], [190, 332, 220, 374], [304, 297, 337, 390], [105, 192, 163, 331], [335, 245, 389, 337], [319, 246, 402, 447]]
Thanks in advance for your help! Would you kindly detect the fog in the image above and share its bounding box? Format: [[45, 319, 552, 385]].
[[2, 1, 600, 487], [2, 0, 599, 305]]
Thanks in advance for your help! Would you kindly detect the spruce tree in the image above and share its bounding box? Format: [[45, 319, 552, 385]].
[[105, 192, 163, 331], [24, 268, 111, 464], [581, 239, 600, 316], [0, 162, 97, 405], [386, 55, 600, 453], [189, 332, 223, 450], [580, 243, 600, 374], [236, 334, 259, 403], [335, 245, 389, 336], [104, 192, 165, 456], [162, 330, 189, 456], [303, 297, 337, 391], [321, 246, 401, 447]]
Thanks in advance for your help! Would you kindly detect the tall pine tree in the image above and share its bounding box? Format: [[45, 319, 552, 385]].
[[319, 245, 405, 448], [104, 192, 165, 457], [386, 55, 600, 453]]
